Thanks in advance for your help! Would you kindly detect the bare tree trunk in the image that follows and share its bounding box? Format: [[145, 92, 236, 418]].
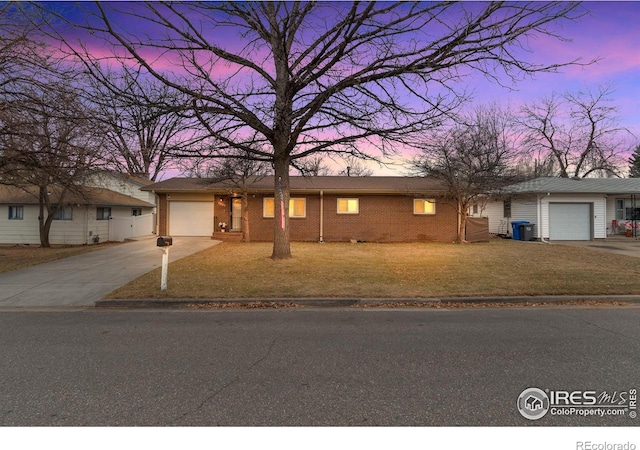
[[38, 187, 51, 247], [40, 215, 54, 248], [241, 193, 250, 243], [272, 155, 291, 259], [457, 198, 469, 244]]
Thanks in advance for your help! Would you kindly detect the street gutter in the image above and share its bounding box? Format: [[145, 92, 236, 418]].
[[95, 295, 640, 309]]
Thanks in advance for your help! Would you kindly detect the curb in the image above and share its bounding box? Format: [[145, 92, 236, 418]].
[[95, 295, 640, 309]]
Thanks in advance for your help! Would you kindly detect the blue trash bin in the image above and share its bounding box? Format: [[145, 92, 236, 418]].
[[511, 221, 529, 240]]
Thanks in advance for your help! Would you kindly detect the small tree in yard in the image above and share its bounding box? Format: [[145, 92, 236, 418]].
[[412, 105, 521, 243], [41, 1, 587, 258], [179, 153, 270, 243]]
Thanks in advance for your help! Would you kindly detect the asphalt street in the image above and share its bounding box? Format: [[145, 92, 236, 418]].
[[0, 306, 638, 426]]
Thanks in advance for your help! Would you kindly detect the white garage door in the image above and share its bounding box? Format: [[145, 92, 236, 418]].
[[549, 203, 592, 240], [169, 202, 214, 236]]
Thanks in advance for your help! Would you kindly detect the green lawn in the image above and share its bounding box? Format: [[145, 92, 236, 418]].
[[106, 239, 640, 299]]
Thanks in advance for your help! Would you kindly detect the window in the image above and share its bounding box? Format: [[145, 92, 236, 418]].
[[53, 206, 73, 220], [626, 207, 640, 220], [132, 208, 142, 216], [615, 199, 640, 220], [8, 205, 24, 220], [263, 198, 306, 218], [96, 207, 112, 220], [503, 200, 512, 218], [337, 198, 359, 214], [413, 199, 435, 215], [616, 199, 625, 220], [290, 198, 306, 218]]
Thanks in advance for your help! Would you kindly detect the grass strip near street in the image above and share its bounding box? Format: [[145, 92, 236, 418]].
[[106, 239, 640, 299], [0, 243, 117, 274]]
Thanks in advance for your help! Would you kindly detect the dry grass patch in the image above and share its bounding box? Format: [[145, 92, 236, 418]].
[[0, 243, 117, 274], [107, 239, 640, 299]]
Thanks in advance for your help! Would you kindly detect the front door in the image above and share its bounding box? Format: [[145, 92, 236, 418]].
[[231, 197, 242, 231]]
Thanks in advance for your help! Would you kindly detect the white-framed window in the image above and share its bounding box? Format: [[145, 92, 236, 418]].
[[132, 208, 142, 216], [53, 206, 73, 221], [616, 199, 625, 220], [504, 200, 512, 218], [96, 207, 112, 220], [615, 199, 640, 220], [413, 199, 436, 215], [263, 198, 306, 218], [8, 205, 24, 220], [337, 198, 359, 214]]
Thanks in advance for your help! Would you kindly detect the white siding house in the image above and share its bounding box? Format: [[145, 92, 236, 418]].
[[86, 172, 157, 206], [480, 177, 640, 241], [474, 195, 538, 237], [0, 173, 156, 245]]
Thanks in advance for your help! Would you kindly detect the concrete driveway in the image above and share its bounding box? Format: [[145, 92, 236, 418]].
[[0, 237, 219, 308], [554, 236, 640, 258]]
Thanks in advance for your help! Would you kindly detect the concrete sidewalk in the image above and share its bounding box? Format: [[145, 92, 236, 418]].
[[0, 237, 219, 308]]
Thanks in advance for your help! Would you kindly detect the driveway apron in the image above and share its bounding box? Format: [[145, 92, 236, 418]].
[[0, 237, 219, 308], [556, 237, 640, 258]]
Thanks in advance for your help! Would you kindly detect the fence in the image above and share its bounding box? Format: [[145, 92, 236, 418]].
[[108, 214, 156, 242]]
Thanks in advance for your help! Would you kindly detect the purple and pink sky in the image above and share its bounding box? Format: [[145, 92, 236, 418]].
[[51, 1, 640, 177], [466, 1, 640, 131]]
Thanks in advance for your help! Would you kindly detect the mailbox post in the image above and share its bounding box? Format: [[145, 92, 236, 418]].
[[156, 236, 173, 291]]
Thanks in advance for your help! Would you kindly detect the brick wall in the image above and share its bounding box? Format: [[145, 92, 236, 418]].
[[157, 191, 458, 242], [246, 193, 458, 243]]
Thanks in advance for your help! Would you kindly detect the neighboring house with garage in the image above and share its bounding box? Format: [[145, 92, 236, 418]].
[[0, 172, 156, 245], [475, 177, 640, 241], [142, 176, 484, 243]]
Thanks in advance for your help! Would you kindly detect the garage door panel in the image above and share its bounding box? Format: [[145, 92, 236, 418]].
[[169, 202, 214, 236], [549, 203, 591, 241]]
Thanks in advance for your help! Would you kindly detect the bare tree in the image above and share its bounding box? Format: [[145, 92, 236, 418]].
[[412, 105, 521, 243], [86, 67, 205, 181], [336, 156, 374, 177], [291, 154, 376, 176], [0, 3, 40, 89], [291, 155, 334, 177], [511, 157, 557, 180], [179, 153, 270, 243], [518, 85, 632, 178], [42, 1, 587, 258], [0, 76, 105, 246], [1, 8, 105, 246]]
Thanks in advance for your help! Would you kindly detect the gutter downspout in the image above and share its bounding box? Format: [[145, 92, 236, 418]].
[[84, 205, 89, 245], [539, 193, 550, 244], [319, 190, 324, 243], [152, 190, 160, 235]]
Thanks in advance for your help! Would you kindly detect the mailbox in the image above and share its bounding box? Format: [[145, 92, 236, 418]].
[[157, 236, 173, 247]]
